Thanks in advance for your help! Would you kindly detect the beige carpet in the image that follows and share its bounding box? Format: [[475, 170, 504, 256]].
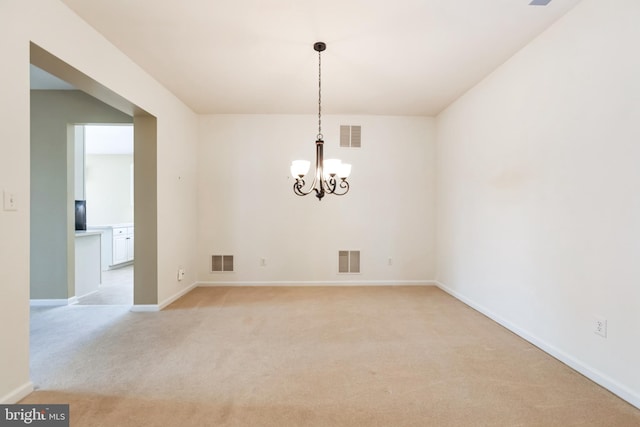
[[24, 286, 640, 426], [76, 265, 133, 306]]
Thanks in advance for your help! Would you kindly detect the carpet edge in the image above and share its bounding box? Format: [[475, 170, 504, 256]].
[[435, 280, 640, 411], [1, 381, 33, 404]]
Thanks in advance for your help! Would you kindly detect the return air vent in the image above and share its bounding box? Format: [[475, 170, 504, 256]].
[[211, 255, 234, 272], [338, 250, 360, 274], [340, 125, 361, 148]]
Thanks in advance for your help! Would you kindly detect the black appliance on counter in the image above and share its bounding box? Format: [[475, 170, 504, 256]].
[[75, 200, 87, 231]]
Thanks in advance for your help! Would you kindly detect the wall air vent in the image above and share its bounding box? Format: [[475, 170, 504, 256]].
[[340, 125, 361, 148], [211, 255, 234, 272], [338, 250, 360, 274]]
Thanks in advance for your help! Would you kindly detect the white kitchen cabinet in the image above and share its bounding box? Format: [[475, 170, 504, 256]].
[[112, 226, 134, 265], [87, 224, 134, 270]]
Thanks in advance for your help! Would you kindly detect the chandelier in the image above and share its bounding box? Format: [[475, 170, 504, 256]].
[[291, 42, 351, 201]]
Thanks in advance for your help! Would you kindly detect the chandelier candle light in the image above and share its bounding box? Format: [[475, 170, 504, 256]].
[[291, 42, 351, 200]]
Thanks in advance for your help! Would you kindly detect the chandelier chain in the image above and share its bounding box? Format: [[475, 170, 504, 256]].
[[317, 48, 322, 140]]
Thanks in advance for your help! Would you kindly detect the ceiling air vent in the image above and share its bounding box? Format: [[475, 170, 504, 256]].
[[211, 255, 234, 272], [338, 250, 360, 274], [340, 125, 361, 148]]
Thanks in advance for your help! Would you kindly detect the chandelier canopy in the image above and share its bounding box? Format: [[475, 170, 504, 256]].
[[291, 42, 351, 201]]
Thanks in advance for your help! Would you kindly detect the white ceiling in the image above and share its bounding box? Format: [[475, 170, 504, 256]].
[[59, 0, 582, 116], [84, 125, 133, 155]]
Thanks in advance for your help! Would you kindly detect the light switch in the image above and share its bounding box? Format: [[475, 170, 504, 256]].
[[3, 190, 17, 211]]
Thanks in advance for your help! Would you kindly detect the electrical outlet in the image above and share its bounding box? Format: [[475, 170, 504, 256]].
[[594, 316, 607, 338], [260, 258, 267, 267], [388, 258, 393, 266], [177, 268, 185, 281]]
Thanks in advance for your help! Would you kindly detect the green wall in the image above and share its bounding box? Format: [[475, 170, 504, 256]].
[[30, 90, 131, 300]]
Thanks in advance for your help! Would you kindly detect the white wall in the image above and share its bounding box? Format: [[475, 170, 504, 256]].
[[0, 0, 198, 403], [436, 0, 640, 408], [0, 1, 31, 405], [85, 154, 133, 225], [198, 114, 436, 284]]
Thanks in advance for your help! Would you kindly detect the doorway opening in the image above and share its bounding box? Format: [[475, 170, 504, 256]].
[[30, 41, 158, 308], [76, 124, 135, 306], [28, 42, 159, 399]]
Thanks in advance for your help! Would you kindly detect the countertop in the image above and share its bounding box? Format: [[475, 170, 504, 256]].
[[87, 223, 134, 229], [75, 230, 103, 237]]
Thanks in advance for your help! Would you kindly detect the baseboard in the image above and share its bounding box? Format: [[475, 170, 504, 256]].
[[158, 281, 198, 309], [30, 296, 78, 306], [130, 305, 159, 312], [130, 281, 198, 312], [108, 261, 133, 270], [76, 290, 98, 300], [1, 382, 33, 404], [198, 280, 436, 287], [435, 280, 640, 410]]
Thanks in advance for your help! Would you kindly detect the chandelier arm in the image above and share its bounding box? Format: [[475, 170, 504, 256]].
[[331, 180, 350, 196], [294, 177, 316, 196], [293, 180, 308, 196], [325, 177, 337, 194]]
